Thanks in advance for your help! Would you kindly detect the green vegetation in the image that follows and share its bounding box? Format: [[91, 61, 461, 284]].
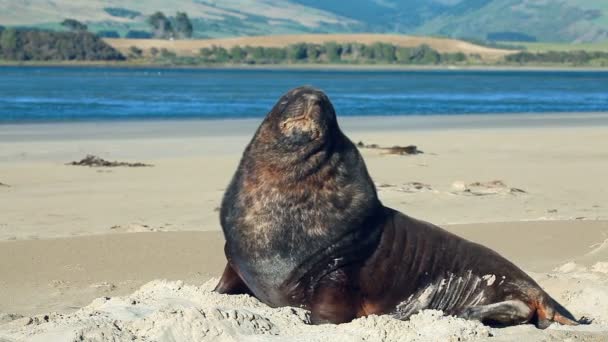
[[104, 7, 142, 19], [501, 41, 608, 53], [97, 30, 120, 38], [147, 11, 173, 39], [61, 19, 88, 32], [292, 0, 608, 43], [0, 25, 606, 68], [125, 30, 153, 39], [486, 32, 536, 43], [143, 42, 470, 66], [3, 1, 608, 43], [120, 41, 608, 68], [0, 29, 124, 61], [175, 12, 193, 39], [128, 46, 143, 59], [506, 51, 608, 67], [146, 11, 193, 39]]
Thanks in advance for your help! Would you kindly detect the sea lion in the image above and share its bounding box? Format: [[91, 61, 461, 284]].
[[214, 86, 581, 328]]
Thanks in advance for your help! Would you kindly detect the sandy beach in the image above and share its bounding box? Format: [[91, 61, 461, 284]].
[[1, 114, 608, 341]]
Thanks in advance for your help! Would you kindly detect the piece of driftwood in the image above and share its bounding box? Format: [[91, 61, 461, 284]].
[[67, 155, 153, 168], [356, 141, 423, 155]]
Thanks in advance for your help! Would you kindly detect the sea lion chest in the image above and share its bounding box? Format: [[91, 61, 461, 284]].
[[221, 150, 377, 306]]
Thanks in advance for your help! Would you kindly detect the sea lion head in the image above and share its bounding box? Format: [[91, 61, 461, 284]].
[[254, 86, 339, 154]]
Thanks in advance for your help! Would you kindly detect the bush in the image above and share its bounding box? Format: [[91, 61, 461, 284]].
[[505, 50, 608, 65], [0, 29, 125, 61], [128, 46, 143, 59], [159, 48, 176, 59], [125, 30, 152, 39], [97, 30, 120, 38], [324, 42, 341, 63], [306, 44, 321, 62], [61, 19, 87, 32], [229, 46, 246, 62], [175, 12, 193, 39], [441, 52, 467, 64], [287, 43, 307, 62], [148, 11, 173, 39]]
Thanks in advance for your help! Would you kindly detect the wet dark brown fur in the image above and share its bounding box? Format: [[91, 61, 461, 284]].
[[215, 86, 581, 328]]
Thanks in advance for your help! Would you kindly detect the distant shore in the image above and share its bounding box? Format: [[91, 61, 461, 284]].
[[1, 60, 608, 72]]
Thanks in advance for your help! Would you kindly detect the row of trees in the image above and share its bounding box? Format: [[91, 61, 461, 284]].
[[55, 11, 193, 40], [506, 51, 608, 66], [61, 19, 88, 32], [191, 42, 469, 65], [93, 11, 194, 39], [0, 28, 124, 61], [147, 11, 193, 39]]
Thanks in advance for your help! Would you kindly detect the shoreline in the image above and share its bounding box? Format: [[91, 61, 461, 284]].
[[2, 112, 608, 141], [1, 61, 608, 72]]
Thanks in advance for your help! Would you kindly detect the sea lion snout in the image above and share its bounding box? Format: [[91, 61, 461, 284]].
[[277, 87, 336, 141]]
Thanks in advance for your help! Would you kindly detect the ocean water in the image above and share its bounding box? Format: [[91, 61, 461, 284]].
[[0, 66, 607, 123]]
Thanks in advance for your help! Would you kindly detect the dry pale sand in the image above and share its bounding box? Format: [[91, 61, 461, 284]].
[[1, 114, 608, 341], [2, 114, 607, 241], [1, 224, 607, 341], [104, 34, 513, 60]]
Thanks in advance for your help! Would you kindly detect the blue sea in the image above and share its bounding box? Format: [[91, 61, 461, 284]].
[[0, 66, 607, 123]]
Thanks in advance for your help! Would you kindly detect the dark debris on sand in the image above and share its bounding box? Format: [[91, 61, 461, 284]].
[[67, 155, 153, 168], [357, 141, 423, 155], [0, 182, 10, 187]]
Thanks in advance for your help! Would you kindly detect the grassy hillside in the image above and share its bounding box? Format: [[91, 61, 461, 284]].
[[292, 0, 608, 43], [105, 34, 514, 61], [0, 0, 358, 38], [414, 0, 608, 43], [1, 0, 607, 43]]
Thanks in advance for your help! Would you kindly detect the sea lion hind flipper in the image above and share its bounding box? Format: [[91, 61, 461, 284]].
[[214, 262, 254, 296], [460, 300, 534, 327], [533, 296, 581, 329]]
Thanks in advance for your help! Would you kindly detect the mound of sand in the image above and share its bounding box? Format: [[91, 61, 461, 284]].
[[1, 275, 607, 342]]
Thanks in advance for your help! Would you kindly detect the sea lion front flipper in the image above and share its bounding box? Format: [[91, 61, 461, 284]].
[[310, 269, 358, 325], [213, 262, 254, 296], [461, 300, 534, 327]]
